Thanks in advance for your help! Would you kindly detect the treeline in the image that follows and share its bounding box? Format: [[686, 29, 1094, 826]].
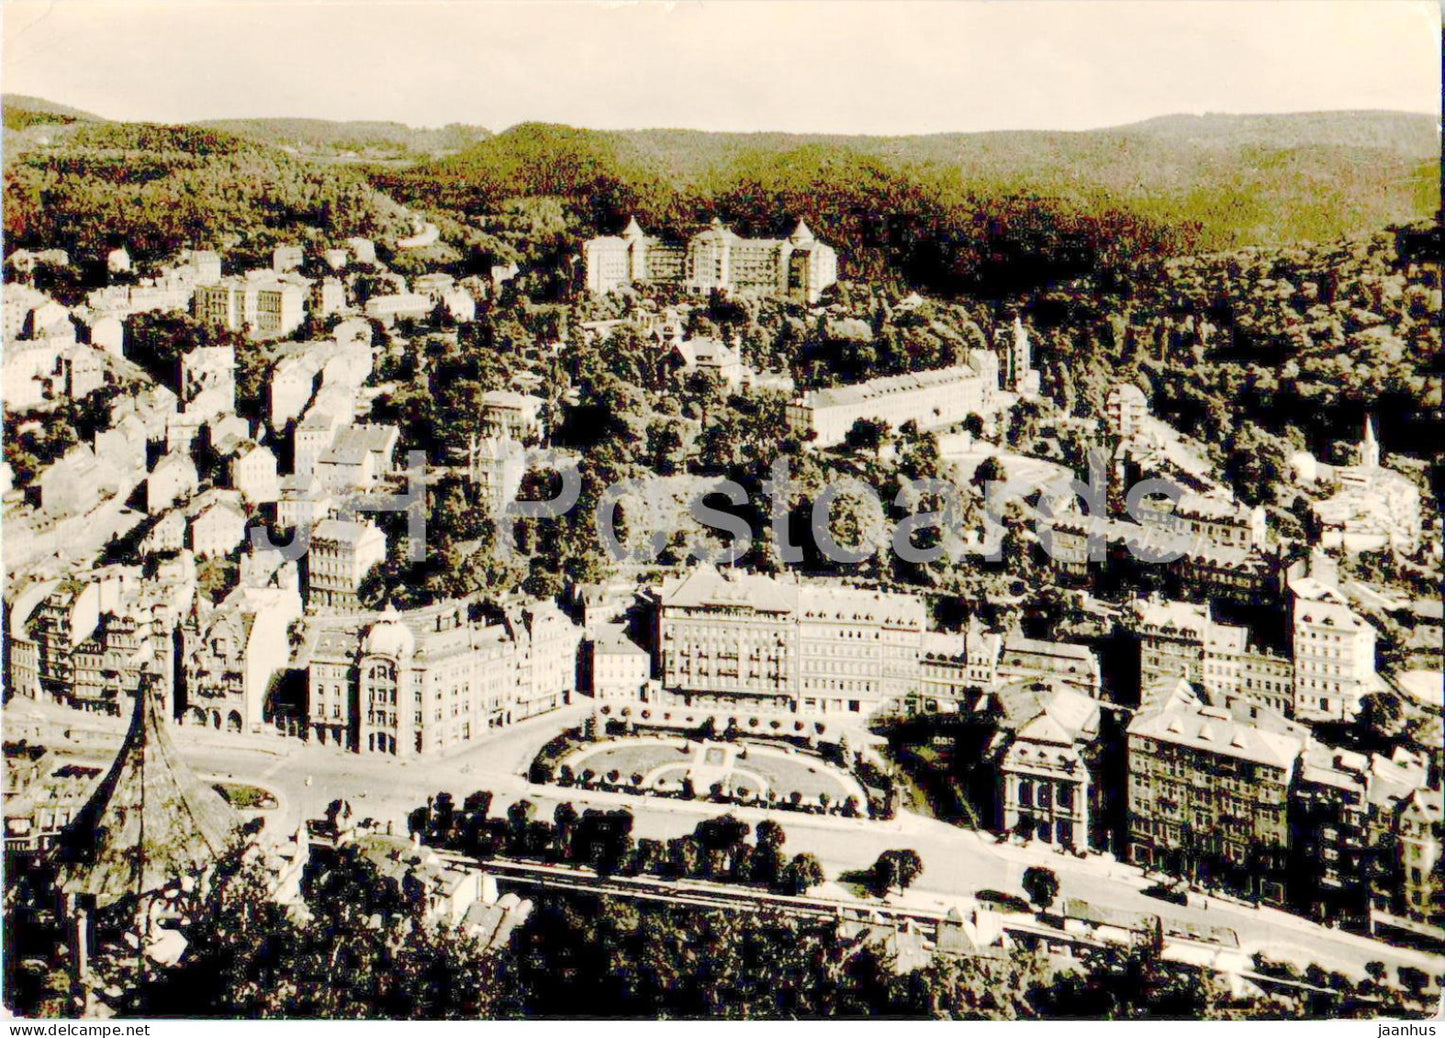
[[374, 124, 1190, 297], [195, 117, 493, 158], [9, 835, 1431, 1020], [373, 113, 1437, 296], [3, 122, 413, 261], [408, 794, 829, 895]]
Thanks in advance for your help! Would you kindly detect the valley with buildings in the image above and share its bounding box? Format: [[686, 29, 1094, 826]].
[[1, 72, 1441, 1021]]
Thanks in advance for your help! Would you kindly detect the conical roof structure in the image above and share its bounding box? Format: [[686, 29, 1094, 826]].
[[56, 673, 242, 909]]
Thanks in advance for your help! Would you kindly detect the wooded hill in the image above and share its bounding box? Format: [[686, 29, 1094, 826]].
[[3, 116, 413, 261], [194, 117, 492, 159], [373, 112, 1438, 294]]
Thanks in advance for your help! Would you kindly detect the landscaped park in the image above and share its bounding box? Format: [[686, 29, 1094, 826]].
[[530, 706, 898, 819]]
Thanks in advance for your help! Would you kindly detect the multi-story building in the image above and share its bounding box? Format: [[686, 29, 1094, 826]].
[[584, 217, 838, 304], [305, 599, 579, 755], [995, 635, 1101, 696], [305, 519, 387, 613], [255, 278, 308, 337], [294, 410, 347, 479], [363, 292, 433, 325], [315, 424, 400, 495], [69, 610, 169, 717], [1105, 382, 1149, 444], [656, 567, 925, 717], [180, 585, 302, 733], [1126, 679, 1305, 904], [586, 625, 651, 701], [12, 567, 185, 718], [1132, 597, 1292, 715], [992, 679, 1102, 850], [175, 249, 222, 284], [1137, 490, 1266, 551], [1135, 598, 1210, 690], [8, 580, 86, 703], [463, 436, 526, 515], [480, 390, 544, 442], [916, 622, 1001, 712], [179, 345, 236, 417], [1393, 789, 1442, 929], [510, 599, 584, 719], [1364, 748, 1436, 930], [1291, 591, 1377, 722], [229, 441, 280, 505], [146, 450, 199, 514], [192, 280, 246, 330], [194, 274, 307, 338], [188, 494, 248, 558], [786, 352, 1001, 447], [312, 277, 347, 317], [1290, 745, 1373, 928]]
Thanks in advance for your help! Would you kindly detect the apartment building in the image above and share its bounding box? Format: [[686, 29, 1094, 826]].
[[1126, 680, 1305, 904], [1290, 745, 1373, 928], [305, 519, 387, 613], [995, 635, 1101, 696], [1291, 591, 1377, 722], [480, 390, 544, 442], [193, 273, 307, 338], [916, 622, 1001, 712], [1137, 490, 1267, 551], [180, 585, 302, 733], [1132, 597, 1293, 715], [1105, 382, 1149, 444], [305, 599, 579, 756]]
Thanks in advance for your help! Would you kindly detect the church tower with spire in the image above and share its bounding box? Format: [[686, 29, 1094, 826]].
[[1361, 413, 1380, 470]]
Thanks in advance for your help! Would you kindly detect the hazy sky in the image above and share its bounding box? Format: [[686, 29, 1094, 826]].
[[3, 0, 1441, 134]]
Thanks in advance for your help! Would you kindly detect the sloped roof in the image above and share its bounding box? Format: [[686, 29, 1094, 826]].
[[1128, 698, 1303, 770], [803, 364, 983, 409], [995, 681, 1100, 744], [661, 564, 799, 614], [56, 675, 242, 908]]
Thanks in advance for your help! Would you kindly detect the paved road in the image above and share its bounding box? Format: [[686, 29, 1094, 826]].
[[35, 702, 1445, 981]]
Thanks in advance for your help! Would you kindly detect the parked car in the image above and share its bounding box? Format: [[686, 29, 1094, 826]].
[[976, 889, 1032, 913], [1142, 882, 1189, 906]]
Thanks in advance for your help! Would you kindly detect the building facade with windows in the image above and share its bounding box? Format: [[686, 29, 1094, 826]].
[[992, 680, 1102, 851], [786, 353, 1001, 447], [584, 217, 838, 304], [305, 599, 579, 756], [656, 567, 925, 717], [1126, 680, 1305, 904], [180, 586, 302, 733], [305, 519, 387, 613], [1291, 593, 1377, 723]]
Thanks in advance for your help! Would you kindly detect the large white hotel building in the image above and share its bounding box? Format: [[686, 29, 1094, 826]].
[[583, 217, 839, 304]]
